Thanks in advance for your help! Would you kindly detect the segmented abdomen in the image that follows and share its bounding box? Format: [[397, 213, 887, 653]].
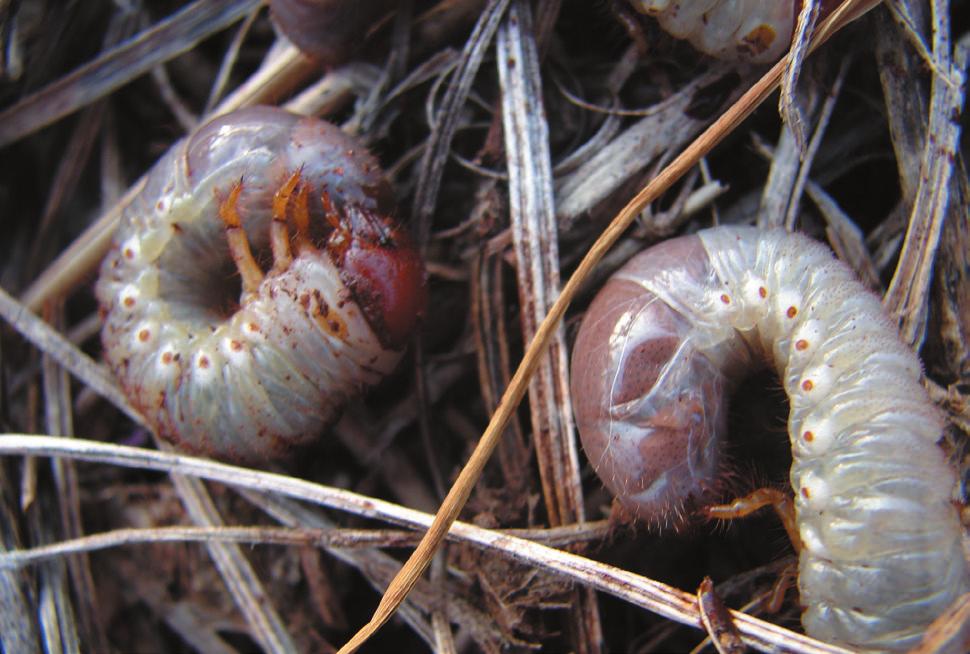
[[571, 225, 968, 651], [631, 1, 796, 62]]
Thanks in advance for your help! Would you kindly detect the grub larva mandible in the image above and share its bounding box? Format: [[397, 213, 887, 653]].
[[630, 1, 839, 62], [570, 226, 969, 651], [97, 106, 425, 464]]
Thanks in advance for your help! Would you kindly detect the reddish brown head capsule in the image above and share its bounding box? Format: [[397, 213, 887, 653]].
[[331, 210, 426, 350], [97, 106, 425, 464]]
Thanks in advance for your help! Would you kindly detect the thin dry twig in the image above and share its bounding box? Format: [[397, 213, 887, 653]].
[[411, 0, 511, 248], [0, 0, 261, 148], [883, 0, 968, 347], [497, 4, 601, 650], [0, 525, 423, 570], [0, 434, 851, 654]]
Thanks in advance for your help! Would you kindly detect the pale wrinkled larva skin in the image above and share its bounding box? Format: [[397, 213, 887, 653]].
[[97, 106, 406, 464], [571, 226, 969, 652], [631, 1, 796, 62]]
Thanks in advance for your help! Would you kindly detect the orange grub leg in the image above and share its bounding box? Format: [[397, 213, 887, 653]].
[[290, 180, 311, 251], [270, 170, 301, 273], [321, 189, 341, 232], [321, 190, 350, 258], [218, 180, 264, 295], [705, 487, 802, 554], [764, 563, 798, 614]]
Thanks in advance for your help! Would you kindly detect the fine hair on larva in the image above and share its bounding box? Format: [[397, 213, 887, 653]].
[[570, 225, 969, 651], [97, 106, 424, 464]]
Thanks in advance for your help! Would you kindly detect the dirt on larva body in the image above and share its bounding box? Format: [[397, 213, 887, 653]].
[[0, 2, 967, 653]]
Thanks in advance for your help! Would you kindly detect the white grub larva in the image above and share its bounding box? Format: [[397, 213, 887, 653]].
[[97, 106, 425, 465], [570, 226, 969, 651], [629, 1, 839, 63]]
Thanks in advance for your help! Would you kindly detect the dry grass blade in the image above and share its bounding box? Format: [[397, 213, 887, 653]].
[[499, 0, 580, 531], [40, 305, 110, 652], [883, 1, 967, 346], [2, 275, 295, 651], [1, 525, 422, 569], [907, 593, 970, 654], [0, 472, 41, 652], [411, 0, 511, 247], [0, 435, 851, 654], [246, 492, 438, 650], [337, 6, 884, 651], [497, 2, 602, 650], [168, 473, 297, 654], [0, 285, 143, 426], [0, 0, 261, 148], [555, 62, 746, 229], [20, 177, 146, 314]]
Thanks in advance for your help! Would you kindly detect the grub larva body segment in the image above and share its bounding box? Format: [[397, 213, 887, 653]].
[[631, 0, 797, 62], [631, 1, 842, 63], [98, 107, 424, 464], [571, 226, 968, 651]]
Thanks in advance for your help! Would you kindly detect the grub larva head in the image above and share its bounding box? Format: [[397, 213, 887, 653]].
[[571, 235, 727, 522], [329, 204, 427, 350]]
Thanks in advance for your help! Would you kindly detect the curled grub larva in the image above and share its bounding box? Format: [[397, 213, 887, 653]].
[[570, 226, 969, 651], [97, 106, 425, 464], [629, 1, 838, 62]]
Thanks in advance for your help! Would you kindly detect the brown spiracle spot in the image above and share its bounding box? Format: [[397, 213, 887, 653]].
[[786, 306, 798, 319], [801, 380, 814, 392], [313, 290, 348, 340], [740, 24, 776, 57], [795, 339, 809, 351], [138, 329, 151, 342]]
